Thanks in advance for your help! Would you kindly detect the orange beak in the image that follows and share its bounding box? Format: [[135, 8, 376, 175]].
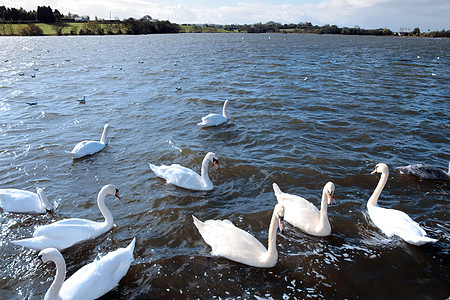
[[327, 193, 333, 205], [213, 160, 219, 170], [115, 191, 121, 199], [371, 169, 377, 175]]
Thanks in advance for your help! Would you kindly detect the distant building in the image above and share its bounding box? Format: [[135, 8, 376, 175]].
[[74, 15, 89, 22]]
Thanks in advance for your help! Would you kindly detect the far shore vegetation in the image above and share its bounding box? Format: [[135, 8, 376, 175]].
[[1, 5, 449, 38]]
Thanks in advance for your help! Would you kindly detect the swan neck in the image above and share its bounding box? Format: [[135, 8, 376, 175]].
[[368, 170, 388, 207], [265, 209, 279, 263], [319, 188, 328, 221], [222, 101, 228, 119], [100, 126, 109, 144], [98, 189, 113, 229], [45, 254, 66, 300], [200, 156, 212, 186]]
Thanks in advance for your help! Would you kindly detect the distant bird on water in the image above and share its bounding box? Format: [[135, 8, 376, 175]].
[[197, 100, 229, 128], [397, 162, 450, 180], [26, 102, 38, 106], [77, 96, 86, 104]]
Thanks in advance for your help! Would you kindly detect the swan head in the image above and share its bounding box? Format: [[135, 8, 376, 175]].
[[206, 152, 219, 170], [101, 184, 121, 199], [323, 182, 335, 205], [371, 163, 389, 175], [37, 248, 64, 267], [275, 204, 285, 232], [36, 188, 53, 214]]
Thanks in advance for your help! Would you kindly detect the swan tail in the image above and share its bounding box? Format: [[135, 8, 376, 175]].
[[408, 235, 438, 246], [148, 163, 160, 175], [192, 215, 204, 231], [126, 237, 136, 252], [112, 238, 135, 282], [11, 237, 44, 250], [272, 183, 283, 197]]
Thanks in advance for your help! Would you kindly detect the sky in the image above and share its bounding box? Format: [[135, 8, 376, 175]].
[[4, 0, 450, 31]]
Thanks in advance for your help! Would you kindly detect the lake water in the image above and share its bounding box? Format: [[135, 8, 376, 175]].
[[0, 33, 449, 299]]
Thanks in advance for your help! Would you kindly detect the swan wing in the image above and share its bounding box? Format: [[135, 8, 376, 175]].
[[276, 193, 321, 233], [368, 206, 436, 245], [197, 113, 227, 127], [59, 238, 135, 300], [193, 216, 267, 266], [33, 218, 100, 238], [0, 189, 44, 213], [70, 141, 105, 158], [11, 219, 105, 250], [150, 163, 205, 190]]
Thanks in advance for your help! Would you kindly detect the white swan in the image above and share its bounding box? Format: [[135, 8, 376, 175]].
[[149, 152, 219, 191], [192, 204, 285, 268], [69, 124, 109, 159], [38, 238, 135, 300], [0, 188, 53, 214], [273, 182, 334, 237], [197, 100, 229, 127], [11, 184, 120, 251], [367, 163, 437, 245], [397, 161, 450, 180]]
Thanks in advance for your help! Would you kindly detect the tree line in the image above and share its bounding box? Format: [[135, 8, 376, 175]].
[[1, 5, 448, 38], [218, 21, 450, 37]]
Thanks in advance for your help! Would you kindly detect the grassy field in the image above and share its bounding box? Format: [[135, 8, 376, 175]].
[[0, 23, 237, 35], [0, 22, 87, 35]]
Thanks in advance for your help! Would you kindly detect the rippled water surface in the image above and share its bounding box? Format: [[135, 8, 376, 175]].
[[0, 34, 449, 299]]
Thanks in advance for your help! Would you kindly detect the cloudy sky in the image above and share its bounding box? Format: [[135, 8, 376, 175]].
[[4, 0, 449, 31]]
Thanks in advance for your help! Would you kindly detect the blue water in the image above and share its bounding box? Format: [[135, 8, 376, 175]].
[[0, 33, 449, 299]]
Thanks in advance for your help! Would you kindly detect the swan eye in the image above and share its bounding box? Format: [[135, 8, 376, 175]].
[[213, 158, 219, 164], [115, 188, 119, 194]]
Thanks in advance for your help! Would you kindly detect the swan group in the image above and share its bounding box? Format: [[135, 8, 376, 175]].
[[12, 184, 120, 251], [69, 124, 109, 159], [149, 152, 219, 191], [0, 188, 53, 214], [4, 96, 443, 299], [38, 238, 135, 300]]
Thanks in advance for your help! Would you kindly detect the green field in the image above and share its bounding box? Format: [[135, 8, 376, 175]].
[[0, 23, 237, 36]]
